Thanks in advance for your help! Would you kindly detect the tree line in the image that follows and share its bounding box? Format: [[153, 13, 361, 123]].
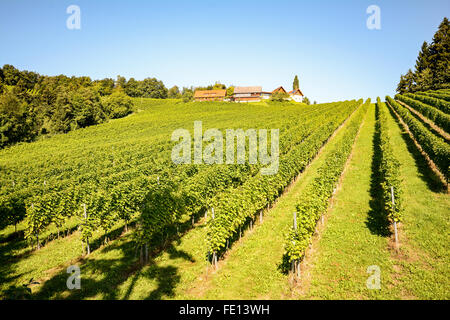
[[397, 17, 450, 94], [0, 64, 315, 147], [0, 65, 158, 148]]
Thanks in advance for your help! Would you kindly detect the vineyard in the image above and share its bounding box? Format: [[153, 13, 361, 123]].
[[386, 91, 450, 182], [0, 93, 448, 300]]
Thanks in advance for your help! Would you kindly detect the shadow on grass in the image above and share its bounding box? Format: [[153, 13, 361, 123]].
[[0, 230, 25, 244], [366, 103, 391, 237], [32, 233, 194, 300], [386, 103, 445, 193], [277, 253, 292, 275], [0, 236, 34, 298], [405, 106, 447, 141]]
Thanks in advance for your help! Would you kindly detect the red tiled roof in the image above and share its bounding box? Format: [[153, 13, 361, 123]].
[[234, 86, 262, 94], [272, 86, 287, 94], [194, 89, 226, 98], [289, 88, 304, 96]]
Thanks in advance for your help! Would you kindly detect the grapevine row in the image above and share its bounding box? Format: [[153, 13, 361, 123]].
[[206, 100, 364, 259], [22, 103, 344, 250], [416, 91, 450, 105], [375, 98, 403, 223], [283, 99, 369, 267], [396, 94, 450, 133], [386, 96, 450, 181], [1, 103, 335, 230]]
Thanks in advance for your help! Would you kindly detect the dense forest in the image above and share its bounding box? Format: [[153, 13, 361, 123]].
[[0, 65, 243, 148], [0, 66, 175, 148], [397, 17, 450, 93]]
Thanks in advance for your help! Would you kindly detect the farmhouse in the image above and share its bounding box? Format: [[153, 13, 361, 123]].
[[194, 89, 226, 101], [272, 86, 287, 94], [195, 85, 304, 103], [289, 88, 304, 102], [233, 86, 263, 102], [261, 91, 272, 99]]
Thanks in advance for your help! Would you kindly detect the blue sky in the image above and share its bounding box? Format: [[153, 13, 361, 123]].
[[0, 0, 449, 102]]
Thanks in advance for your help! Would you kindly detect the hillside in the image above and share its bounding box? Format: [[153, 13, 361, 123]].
[[1, 96, 448, 300]]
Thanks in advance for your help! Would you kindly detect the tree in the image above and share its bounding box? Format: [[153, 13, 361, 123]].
[[404, 69, 415, 92], [213, 82, 226, 90], [93, 78, 115, 96], [415, 68, 433, 92], [68, 87, 106, 129], [116, 75, 127, 89], [0, 92, 32, 146], [293, 75, 299, 90], [303, 96, 311, 105], [428, 17, 450, 86], [168, 86, 182, 99], [226, 86, 234, 97], [50, 89, 74, 133], [182, 90, 193, 103], [139, 78, 168, 99], [102, 90, 134, 119], [270, 91, 290, 102], [415, 42, 431, 75], [2, 65, 21, 86], [396, 17, 450, 93], [397, 74, 408, 94], [182, 87, 194, 95], [124, 78, 141, 97]]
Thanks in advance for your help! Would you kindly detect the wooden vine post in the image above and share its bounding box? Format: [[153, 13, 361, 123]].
[[391, 186, 399, 250], [293, 212, 300, 278], [145, 244, 148, 264], [83, 203, 90, 255], [211, 207, 218, 269], [260, 210, 263, 224], [32, 203, 40, 250], [12, 181, 16, 233]]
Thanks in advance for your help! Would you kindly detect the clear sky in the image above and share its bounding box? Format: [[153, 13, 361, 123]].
[[0, 0, 449, 102]]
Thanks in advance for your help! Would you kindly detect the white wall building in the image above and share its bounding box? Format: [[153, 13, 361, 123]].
[[289, 89, 304, 103]]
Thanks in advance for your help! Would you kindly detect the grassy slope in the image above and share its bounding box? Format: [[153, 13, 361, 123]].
[[304, 103, 449, 299], [179, 102, 367, 300]]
